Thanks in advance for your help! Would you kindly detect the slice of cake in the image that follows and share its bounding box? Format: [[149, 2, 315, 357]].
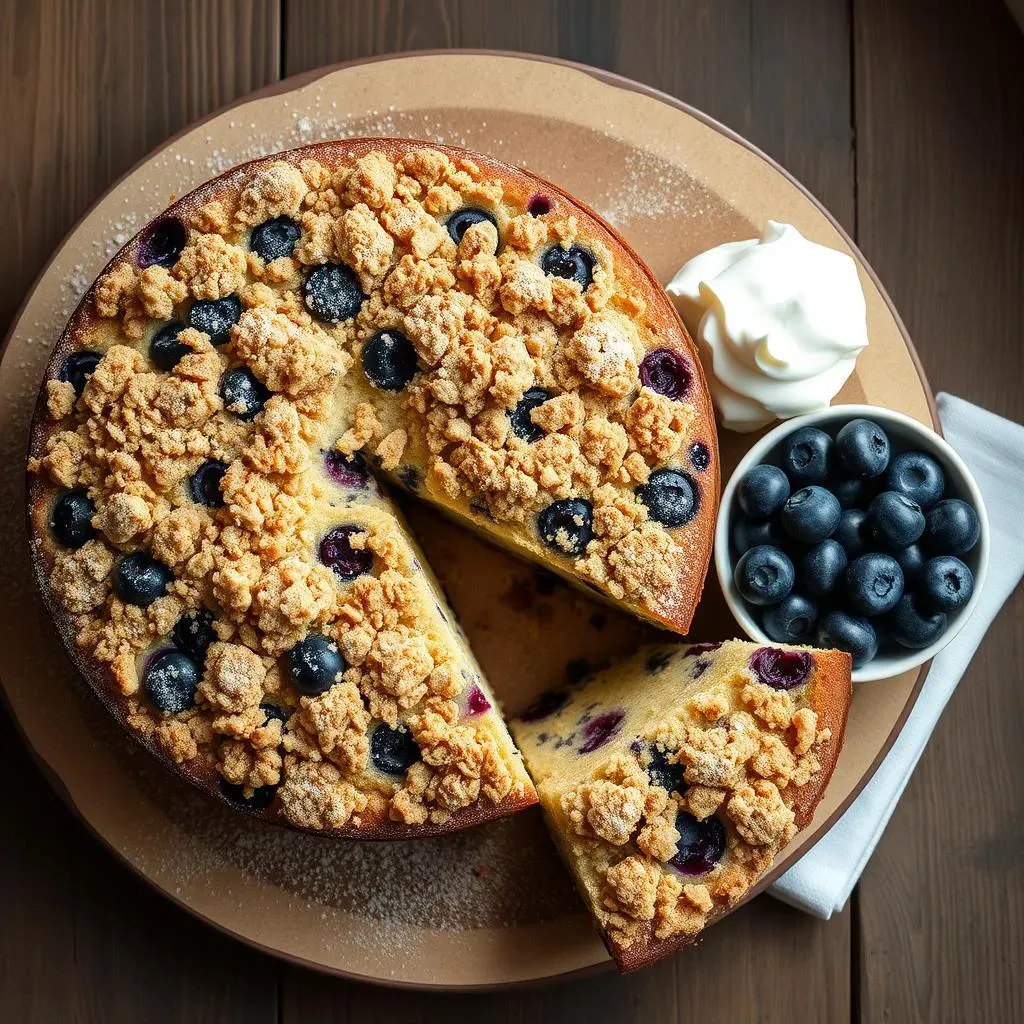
[[511, 639, 851, 971]]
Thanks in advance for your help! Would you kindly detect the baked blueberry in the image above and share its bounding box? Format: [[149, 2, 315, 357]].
[[688, 441, 711, 472], [639, 348, 692, 401], [188, 294, 242, 346], [817, 609, 878, 668], [137, 216, 187, 269], [885, 450, 945, 511], [921, 555, 974, 613], [362, 329, 418, 392], [143, 650, 199, 714], [288, 634, 345, 695], [249, 215, 301, 262], [445, 207, 499, 246], [527, 194, 552, 217], [846, 553, 904, 616], [324, 448, 369, 488], [538, 498, 594, 557], [732, 516, 785, 556], [829, 474, 868, 510], [509, 387, 551, 442], [835, 507, 868, 559], [219, 367, 270, 421], [58, 350, 101, 398], [219, 780, 278, 810], [260, 703, 289, 725], [541, 244, 594, 290], [835, 418, 890, 478], [303, 262, 365, 323], [923, 498, 980, 556], [762, 593, 818, 644], [645, 746, 687, 795], [748, 647, 813, 689], [465, 684, 491, 716], [173, 608, 216, 662], [577, 709, 625, 753], [779, 486, 841, 544], [866, 491, 926, 551], [149, 321, 190, 371], [779, 427, 833, 486], [670, 812, 726, 875], [737, 464, 790, 520], [893, 543, 926, 584], [734, 544, 795, 606], [887, 594, 947, 649], [189, 459, 228, 508], [637, 468, 699, 527], [519, 689, 569, 722], [797, 539, 848, 597], [51, 489, 96, 548], [114, 553, 173, 607], [370, 723, 422, 775], [319, 524, 374, 581]]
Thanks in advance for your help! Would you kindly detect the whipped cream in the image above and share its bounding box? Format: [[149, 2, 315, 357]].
[[666, 221, 868, 433]]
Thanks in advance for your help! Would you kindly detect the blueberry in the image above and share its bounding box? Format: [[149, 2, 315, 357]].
[[780, 486, 841, 544], [734, 544, 795, 606], [51, 489, 96, 548], [829, 475, 868, 510], [249, 215, 301, 262], [324, 448, 369, 488], [137, 217, 187, 269], [762, 593, 818, 644], [144, 650, 199, 714], [519, 689, 569, 722], [923, 499, 980, 556], [846, 553, 904, 616], [538, 498, 593, 557], [797, 539, 848, 597], [670, 812, 726, 875], [639, 348, 692, 401], [748, 647, 814, 689], [540, 244, 594, 290], [58, 350, 101, 398], [577, 709, 626, 753], [636, 468, 699, 527], [921, 555, 974, 613], [887, 594, 947, 649], [188, 295, 242, 346], [370, 723, 422, 776], [319, 524, 374, 581], [817, 610, 878, 668], [835, 508, 868, 558], [220, 367, 270, 421], [189, 459, 228, 508], [149, 321, 190, 371], [288, 634, 345, 695], [779, 427, 833, 486], [737, 464, 790, 520], [732, 516, 785, 556], [509, 387, 550, 442], [645, 746, 687, 795], [114, 553, 173, 607], [361, 329, 418, 392], [866, 491, 926, 551], [260, 703, 289, 725], [885, 450, 945, 510], [173, 608, 216, 662], [688, 441, 711, 472], [219, 780, 278, 810], [835, 418, 890, 478], [445, 208, 499, 247], [893, 543, 926, 585], [303, 262, 365, 323], [527, 194, 552, 217], [465, 684, 491, 716]]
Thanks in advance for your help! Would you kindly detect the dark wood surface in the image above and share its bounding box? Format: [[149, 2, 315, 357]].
[[1, 1, 1021, 1020]]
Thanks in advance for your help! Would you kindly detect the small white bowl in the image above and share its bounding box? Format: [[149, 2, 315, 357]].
[[715, 405, 990, 682]]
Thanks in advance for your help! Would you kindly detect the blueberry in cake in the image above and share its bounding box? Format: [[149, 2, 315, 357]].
[[27, 140, 717, 838], [511, 639, 850, 971]]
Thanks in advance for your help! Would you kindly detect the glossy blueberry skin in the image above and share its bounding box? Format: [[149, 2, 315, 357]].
[[688, 441, 711, 472], [319, 524, 375, 581], [829, 474, 868, 510], [173, 608, 216, 662], [670, 812, 726, 875], [893, 543, 926, 585], [846, 553, 904, 616], [637, 468, 699, 527], [540, 244, 594, 290], [538, 498, 594, 557], [144, 650, 200, 714], [58, 350, 101, 397], [249, 215, 301, 262], [737, 464, 790, 520], [762, 593, 818, 644], [260, 703, 289, 725], [732, 516, 785, 556], [817, 609, 878, 668], [303, 262, 366, 323], [188, 294, 242, 346], [361, 330, 418, 392], [287, 634, 345, 696], [835, 418, 891, 479], [779, 427, 833, 486], [445, 208, 499, 247], [149, 322, 190, 371], [114, 553, 173, 607], [886, 594, 947, 648], [866, 491, 926, 551], [923, 499, 980, 556], [779, 485, 841, 544], [220, 780, 278, 810], [370, 723, 422, 776], [220, 367, 270, 421], [639, 348, 692, 401], [138, 217, 187, 268], [734, 544, 795, 606], [885, 450, 946, 510], [834, 508, 868, 559], [189, 459, 228, 508], [50, 489, 96, 549], [509, 387, 551, 442], [797, 538, 848, 597], [921, 555, 974, 613], [749, 646, 813, 689]]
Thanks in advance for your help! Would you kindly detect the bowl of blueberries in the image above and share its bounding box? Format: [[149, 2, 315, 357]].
[[714, 405, 989, 681]]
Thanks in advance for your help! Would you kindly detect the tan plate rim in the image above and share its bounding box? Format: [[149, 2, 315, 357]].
[[0, 50, 935, 991]]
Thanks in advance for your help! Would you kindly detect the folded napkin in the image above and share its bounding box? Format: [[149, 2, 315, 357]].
[[769, 394, 1024, 918]]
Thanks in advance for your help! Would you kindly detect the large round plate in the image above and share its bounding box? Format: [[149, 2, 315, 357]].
[[0, 52, 934, 989]]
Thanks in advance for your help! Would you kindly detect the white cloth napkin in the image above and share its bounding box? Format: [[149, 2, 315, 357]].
[[769, 394, 1024, 917]]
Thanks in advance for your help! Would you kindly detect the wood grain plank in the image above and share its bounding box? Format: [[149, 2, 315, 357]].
[[854, 1, 1024, 1022]]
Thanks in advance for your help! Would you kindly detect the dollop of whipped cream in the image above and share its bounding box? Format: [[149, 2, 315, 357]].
[[666, 221, 868, 433]]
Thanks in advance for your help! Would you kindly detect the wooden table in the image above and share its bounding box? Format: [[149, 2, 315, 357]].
[[1, 2, 1021, 1020]]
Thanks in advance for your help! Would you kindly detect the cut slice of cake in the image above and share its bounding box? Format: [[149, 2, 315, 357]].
[[511, 639, 851, 971]]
